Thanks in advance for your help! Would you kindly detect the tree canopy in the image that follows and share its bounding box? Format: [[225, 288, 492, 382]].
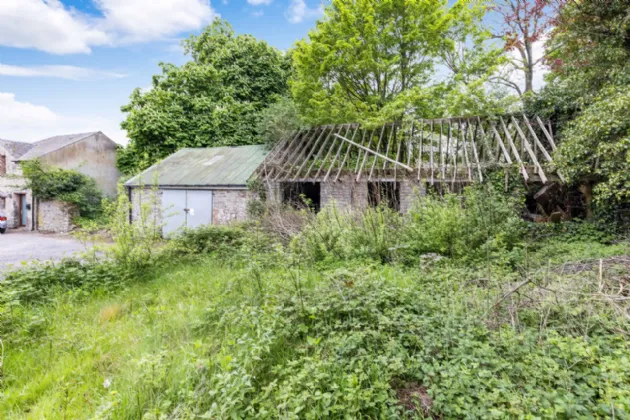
[[529, 0, 630, 206], [290, 0, 504, 126], [118, 19, 290, 175]]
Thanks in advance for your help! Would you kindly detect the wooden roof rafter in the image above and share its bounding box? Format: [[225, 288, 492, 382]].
[[258, 115, 560, 185]]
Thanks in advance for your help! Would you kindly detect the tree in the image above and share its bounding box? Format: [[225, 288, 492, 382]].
[[492, 0, 566, 96], [538, 0, 630, 208], [291, 0, 507, 126], [257, 96, 303, 146], [436, 1, 517, 116], [291, 0, 453, 125], [119, 19, 290, 175]]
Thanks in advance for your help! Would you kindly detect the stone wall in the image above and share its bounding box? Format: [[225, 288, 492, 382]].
[[213, 189, 250, 225], [270, 177, 426, 213], [400, 180, 426, 213], [321, 177, 369, 211], [37, 200, 78, 233]]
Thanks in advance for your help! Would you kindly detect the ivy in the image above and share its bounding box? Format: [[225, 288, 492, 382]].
[[21, 160, 103, 218]]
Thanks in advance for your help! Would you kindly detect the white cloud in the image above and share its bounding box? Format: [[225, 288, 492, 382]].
[[252, 10, 265, 17], [247, 0, 272, 5], [0, 0, 109, 54], [0, 0, 217, 55], [0, 63, 126, 81], [285, 0, 323, 24], [95, 0, 216, 43], [0, 92, 127, 145]]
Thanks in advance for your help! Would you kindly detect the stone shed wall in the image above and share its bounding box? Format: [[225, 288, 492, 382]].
[[213, 189, 250, 225], [37, 200, 78, 233], [270, 177, 426, 213], [129, 187, 163, 228]]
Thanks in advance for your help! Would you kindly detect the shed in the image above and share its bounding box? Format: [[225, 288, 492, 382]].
[[125, 145, 268, 236]]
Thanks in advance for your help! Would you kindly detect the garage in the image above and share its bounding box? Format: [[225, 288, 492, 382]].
[[124, 145, 268, 237]]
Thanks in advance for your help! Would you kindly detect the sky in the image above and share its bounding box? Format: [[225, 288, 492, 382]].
[[0, 0, 325, 145]]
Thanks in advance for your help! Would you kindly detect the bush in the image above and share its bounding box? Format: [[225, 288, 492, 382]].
[[292, 204, 404, 263], [293, 185, 525, 264], [21, 160, 103, 218]]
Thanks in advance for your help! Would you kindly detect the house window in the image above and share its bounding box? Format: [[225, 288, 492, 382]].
[[0, 155, 6, 175], [282, 182, 321, 211], [368, 182, 400, 211]]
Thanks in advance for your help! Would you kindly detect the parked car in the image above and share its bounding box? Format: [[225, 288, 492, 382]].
[[0, 192, 9, 234]]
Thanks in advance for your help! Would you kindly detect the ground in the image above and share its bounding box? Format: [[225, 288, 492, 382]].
[[0, 229, 89, 270]]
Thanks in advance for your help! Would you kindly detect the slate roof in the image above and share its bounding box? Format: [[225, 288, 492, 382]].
[[125, 145, 269, 188], [0, 138, 34, 159], [16, 132, 99, 161]]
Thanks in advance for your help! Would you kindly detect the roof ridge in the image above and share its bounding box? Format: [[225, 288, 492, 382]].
[[33, 131, 98, 144]]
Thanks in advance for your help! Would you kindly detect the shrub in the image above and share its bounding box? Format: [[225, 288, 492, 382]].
[[292, 204, 404, 263], [406, 185, 525, 259], [294, 185, 525, 264], [21, 160, 103, 218]]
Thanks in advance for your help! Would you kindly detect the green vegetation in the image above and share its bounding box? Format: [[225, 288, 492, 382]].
[[2, 186, 629, 418], [21, 160, 103, 218], [291, 0, 506, 125], [118, 19, 291, 175]]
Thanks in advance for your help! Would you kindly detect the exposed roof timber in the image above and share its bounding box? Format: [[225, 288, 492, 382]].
[[258, 115, 558, 184]]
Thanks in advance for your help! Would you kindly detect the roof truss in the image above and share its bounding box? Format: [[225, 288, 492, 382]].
[[258, 115, 559, 184]]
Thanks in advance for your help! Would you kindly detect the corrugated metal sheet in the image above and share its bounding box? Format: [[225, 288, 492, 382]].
[[125, 145, 269, 187]]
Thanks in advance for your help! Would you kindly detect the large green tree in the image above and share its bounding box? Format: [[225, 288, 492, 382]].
[[119, 19, 290, 175], [290, 0, 502, 126], [531, 0, 630, 207]]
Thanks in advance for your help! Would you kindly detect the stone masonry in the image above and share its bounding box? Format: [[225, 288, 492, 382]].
[[37, 200, 79, 233]]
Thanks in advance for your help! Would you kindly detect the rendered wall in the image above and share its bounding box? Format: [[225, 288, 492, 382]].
[[41, 132, 120, 197]]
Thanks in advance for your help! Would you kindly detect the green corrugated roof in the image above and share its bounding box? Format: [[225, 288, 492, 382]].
[[125, 145, 269, 187]]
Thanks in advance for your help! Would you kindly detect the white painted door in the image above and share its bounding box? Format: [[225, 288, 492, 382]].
[[185, 190, 213, 230], [161, 189, 213, 236], [162, 190, 187, 237]]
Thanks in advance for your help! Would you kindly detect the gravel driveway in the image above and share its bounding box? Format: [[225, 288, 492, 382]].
[[0, 230, 94, 271]]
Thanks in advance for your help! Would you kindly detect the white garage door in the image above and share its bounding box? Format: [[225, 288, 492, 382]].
[[162, 189, 213, 237]]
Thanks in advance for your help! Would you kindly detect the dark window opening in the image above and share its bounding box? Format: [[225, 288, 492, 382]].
[[282, 182, 321, 212], [368, 182, 400, 211]]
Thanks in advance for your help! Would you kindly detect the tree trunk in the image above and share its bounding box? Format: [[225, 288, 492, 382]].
[[579, 182, 594, 219]]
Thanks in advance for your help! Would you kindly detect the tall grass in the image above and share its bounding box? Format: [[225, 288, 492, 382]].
[[1, 185, 629, 418]]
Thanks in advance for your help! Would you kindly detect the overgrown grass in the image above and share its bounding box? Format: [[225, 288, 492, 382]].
[[1, 186, 629, 418]]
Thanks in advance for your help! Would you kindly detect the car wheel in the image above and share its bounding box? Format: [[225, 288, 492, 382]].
[[0, 228, 6, 234]]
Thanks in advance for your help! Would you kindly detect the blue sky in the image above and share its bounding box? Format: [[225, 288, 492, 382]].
[[0, 0, 324, 144]]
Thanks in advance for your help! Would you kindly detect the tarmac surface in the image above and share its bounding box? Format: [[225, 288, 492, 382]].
[[0, 229, 92, 272]]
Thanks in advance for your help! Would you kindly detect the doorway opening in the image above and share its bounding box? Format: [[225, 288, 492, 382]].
[[282, 182, 321, 212], [368, 182, 400, 211]]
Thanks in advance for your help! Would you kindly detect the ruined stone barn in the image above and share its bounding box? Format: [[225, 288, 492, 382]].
[[125, 145, 268, 236], [258, 115, 560, 212]]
